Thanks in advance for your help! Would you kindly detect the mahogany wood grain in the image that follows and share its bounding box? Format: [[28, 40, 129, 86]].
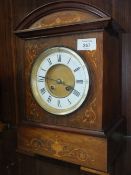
[[0, 0, 16, 124], [113, 34, 131, 175], [30, 10, 99, 30], [112, 0, 131, 32], [18, 125, 108, 172], [17, 118, 123, 174]]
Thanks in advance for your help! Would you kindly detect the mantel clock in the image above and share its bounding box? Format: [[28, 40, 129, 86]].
[[15, 1, 123, 175]]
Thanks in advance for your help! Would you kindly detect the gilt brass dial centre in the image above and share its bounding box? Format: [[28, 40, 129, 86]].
[[45, 64, 75, 98]]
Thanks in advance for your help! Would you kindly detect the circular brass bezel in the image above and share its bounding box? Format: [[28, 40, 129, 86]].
[[30, 47, 90, 115]]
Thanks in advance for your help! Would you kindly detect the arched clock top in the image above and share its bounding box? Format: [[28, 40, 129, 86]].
[[30, 10, 100, 30], [15, 1, 109, 30], [14, 1, 114, 39]]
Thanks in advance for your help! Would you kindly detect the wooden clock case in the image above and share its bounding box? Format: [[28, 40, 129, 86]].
[[15, 1, 124, 174]]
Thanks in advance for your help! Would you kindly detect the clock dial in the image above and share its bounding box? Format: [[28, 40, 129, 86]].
[[31, 47, 90, 115]]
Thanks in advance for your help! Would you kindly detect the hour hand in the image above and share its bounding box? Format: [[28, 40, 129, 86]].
[[38, 76, 74, 91], [40, 76, 66, 86], [38, 76, 57, 82]]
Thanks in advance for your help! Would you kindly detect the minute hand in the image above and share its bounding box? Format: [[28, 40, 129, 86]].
[[39, 76, 58, 82], [40, 76, 74, 89]]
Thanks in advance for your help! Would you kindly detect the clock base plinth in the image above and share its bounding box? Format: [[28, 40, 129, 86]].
[[17, 119, 123, 174]]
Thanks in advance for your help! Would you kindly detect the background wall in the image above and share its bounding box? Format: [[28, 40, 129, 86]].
[[0, 0, 131, 175]]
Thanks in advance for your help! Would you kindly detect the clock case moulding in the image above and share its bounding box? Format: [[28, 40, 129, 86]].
[[14, 1, 125, 173]]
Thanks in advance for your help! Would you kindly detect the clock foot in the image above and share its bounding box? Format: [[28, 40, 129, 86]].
[[81, 166, 110, 175]]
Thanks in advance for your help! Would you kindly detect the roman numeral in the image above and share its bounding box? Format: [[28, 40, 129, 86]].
[[47, 95, 52, 103], [76, 80, 84, 84], [67, 58, 71, 64], [40, 88, 46, 95], [41, 68, 46, 71], [38, 76, 45, 82], [57, 54, 62, 62], [73, 89, 80, 97], [67, 99, 71, 104], [74, 67, 81, 72], [47, 58, 52, 65], [57, 99, 61, 107]]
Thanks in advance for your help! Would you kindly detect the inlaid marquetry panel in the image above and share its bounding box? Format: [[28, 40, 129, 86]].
[[30, 10, 99, 30], [18, 126, 107, 172]]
